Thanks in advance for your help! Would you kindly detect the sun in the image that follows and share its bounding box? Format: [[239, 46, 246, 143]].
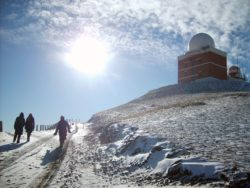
[[65, 36, 110, 76]]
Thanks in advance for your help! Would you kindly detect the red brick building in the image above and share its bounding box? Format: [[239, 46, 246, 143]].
[[178, 33, 227, 84]]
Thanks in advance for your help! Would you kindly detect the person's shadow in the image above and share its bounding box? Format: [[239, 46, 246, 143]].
[[0, 142, 27, 152], [41, 147, 63, 166]]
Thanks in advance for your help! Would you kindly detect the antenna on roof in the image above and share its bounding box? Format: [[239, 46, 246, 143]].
[[236, 55, 239, 67], [236, 37, 239, 67]]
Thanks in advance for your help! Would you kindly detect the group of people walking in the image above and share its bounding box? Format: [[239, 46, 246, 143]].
[[13, 112, 35, 143], [13, 113, 71, 148]]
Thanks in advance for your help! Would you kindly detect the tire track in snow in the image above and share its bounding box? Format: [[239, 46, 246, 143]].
[[30, 125, 79, 188], [46, 124, 106, 188], [0, 135, 53, 172], [0, 133, 60, 188], [0, 126, 77, 188]]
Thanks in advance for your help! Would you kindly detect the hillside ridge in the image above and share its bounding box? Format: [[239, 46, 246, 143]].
[[133, 77, 250, 102]]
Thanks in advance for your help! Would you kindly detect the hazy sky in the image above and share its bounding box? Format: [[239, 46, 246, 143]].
[[1, 0, 250, 132]]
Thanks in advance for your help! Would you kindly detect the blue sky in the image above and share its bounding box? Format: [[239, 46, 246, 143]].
[[1, 0, 250, 132]]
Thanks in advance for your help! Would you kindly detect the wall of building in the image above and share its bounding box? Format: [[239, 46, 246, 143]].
[[178, 51, 227, 84]]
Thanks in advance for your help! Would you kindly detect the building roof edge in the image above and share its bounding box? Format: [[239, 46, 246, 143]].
[[178, 47, 227, 61]]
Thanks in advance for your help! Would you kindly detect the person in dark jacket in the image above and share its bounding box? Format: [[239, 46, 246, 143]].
[[54, 116, 71, 147], [13, 112, 25, 143], [25, 113, 35, 142]]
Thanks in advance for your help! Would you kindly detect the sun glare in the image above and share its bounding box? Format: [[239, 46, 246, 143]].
[[65, 37, 110, 76]]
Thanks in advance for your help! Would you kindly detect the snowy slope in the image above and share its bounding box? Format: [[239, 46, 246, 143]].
[[2, 124, 191, 188], [1, 79, 250, 187], [87, 79, 250, 187]]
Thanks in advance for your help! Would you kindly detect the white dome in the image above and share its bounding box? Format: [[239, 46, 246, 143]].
[[189, 33, 215, 51]]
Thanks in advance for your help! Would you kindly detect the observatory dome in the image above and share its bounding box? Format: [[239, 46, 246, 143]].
[[189, 33, 215, 51]]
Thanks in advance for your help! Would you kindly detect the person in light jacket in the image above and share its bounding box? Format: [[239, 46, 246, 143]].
[[54, 116, 71, 147]]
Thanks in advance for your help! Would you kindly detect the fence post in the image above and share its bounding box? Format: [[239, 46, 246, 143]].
[[0, 121, 3, 132]]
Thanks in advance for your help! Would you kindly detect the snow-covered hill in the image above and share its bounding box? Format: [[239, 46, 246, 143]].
[[1, 78, 250, 187], [87, 78, 250, 187]]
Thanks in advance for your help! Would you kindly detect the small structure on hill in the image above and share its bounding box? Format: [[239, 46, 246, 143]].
[[228, 65, 247, 81], [178, 33, 227, 84], [229, 65, 241, 79]]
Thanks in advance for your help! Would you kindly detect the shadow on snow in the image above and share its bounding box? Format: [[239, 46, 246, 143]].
[[41, 147, 63, 166], [0, 142, 27, 152]]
